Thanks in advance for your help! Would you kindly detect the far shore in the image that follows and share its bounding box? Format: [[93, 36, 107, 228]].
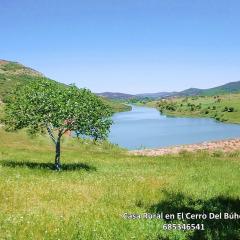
[[130, 138, 240, 156]]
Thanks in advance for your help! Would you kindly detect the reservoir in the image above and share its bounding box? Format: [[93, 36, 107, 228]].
[[109, 105, 240, 150]]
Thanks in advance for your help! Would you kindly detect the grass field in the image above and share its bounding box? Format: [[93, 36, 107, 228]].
[[145, 93, 240, 124], [0, 129, 240, 239]]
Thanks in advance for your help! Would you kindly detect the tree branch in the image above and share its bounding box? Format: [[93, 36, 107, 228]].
[[45, 123, 57, 144], [58, 128, 65, 138], [63, 128, 70, 135]]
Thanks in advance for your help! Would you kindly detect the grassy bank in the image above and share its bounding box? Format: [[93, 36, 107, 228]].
[[146, 93, 240, 124], [0, 129, 240, 239], [101, 98, 131, 112]]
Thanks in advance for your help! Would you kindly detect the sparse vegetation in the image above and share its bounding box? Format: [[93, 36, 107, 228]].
[[146, 94, 240, 123]]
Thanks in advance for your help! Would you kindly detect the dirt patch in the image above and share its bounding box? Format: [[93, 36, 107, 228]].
[[0, 60, 8, 65], [130, 138, 240, 156]]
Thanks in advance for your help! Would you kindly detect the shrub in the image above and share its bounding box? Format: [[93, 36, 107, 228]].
[[212, 151, 224, 157], [223, 106, 228, 112]]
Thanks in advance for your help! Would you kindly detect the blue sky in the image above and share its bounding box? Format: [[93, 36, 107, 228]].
[[1, 0, 240, 93]]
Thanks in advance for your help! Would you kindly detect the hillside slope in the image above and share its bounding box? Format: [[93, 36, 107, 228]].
[[0, 60, 47, 100], [0, 60, 130, 112], [203, 81, 240, 95], [178, 81, 240, 97]]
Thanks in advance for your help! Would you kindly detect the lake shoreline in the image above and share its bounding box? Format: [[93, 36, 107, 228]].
[[141, 93, 240, 125], [130, 138, 240, 156], [110, 105, 240, 150]]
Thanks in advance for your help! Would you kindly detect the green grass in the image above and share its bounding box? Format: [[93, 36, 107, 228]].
[[147, 94, 240, 124], [0, 129, 240, 239], [101, 98, 131, 112], [0, 103, 3, 121]]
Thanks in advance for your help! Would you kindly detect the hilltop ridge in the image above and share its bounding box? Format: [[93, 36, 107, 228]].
[[97, 81, 240, 100]]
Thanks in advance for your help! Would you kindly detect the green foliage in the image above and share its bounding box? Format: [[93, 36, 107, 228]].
[[147, 93, 240, 124], [101, 98, 131, 113], [158, 100, 177, 112], [4, 79, 113, 139], [222, 106, 235, 112], [0, 72, 51, 102], [128, 97, 153, 104], [0, 60, 129, 115], [3, 79, 113, 168]]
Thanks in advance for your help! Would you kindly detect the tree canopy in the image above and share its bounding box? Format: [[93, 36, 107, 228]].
[[4, 79, 113, 169]]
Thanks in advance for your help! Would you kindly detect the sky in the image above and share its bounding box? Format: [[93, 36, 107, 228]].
[[1, 0, 240, 94]]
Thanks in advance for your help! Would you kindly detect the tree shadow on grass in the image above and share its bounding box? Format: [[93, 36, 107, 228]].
[[148, 191, 240, 240], [0, 160, 96, 171]]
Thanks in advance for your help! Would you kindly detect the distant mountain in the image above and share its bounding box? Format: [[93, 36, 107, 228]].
[[98, 81, 240, 100], [96, 92, 134, 100], [3, 59, 239, 102], [177, 88, 203, 96], [135, 92, 178, 99], [203, 81, 240, 95], [97, 92, 177, 99], [176, 81, 240, 97]]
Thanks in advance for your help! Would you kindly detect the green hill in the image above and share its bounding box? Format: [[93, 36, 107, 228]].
[[98, 81, 240, 100], [203, 81, 240, 95], [180, 81, 240, 97], [0, 60, 47, 101], [0, 60, 130, 112]]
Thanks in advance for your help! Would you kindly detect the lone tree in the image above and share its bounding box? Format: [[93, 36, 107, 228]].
[[4, 79, 113, 170]]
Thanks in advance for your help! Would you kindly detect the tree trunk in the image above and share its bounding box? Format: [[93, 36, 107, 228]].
[[55, 137, 61, 170]]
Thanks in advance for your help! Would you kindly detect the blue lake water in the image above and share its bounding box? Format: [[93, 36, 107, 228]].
[[109, 105, 240, 150]]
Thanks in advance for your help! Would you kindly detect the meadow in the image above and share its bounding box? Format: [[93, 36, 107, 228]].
[[145, 93, 240, 124], [0, 129, 240, 239]]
